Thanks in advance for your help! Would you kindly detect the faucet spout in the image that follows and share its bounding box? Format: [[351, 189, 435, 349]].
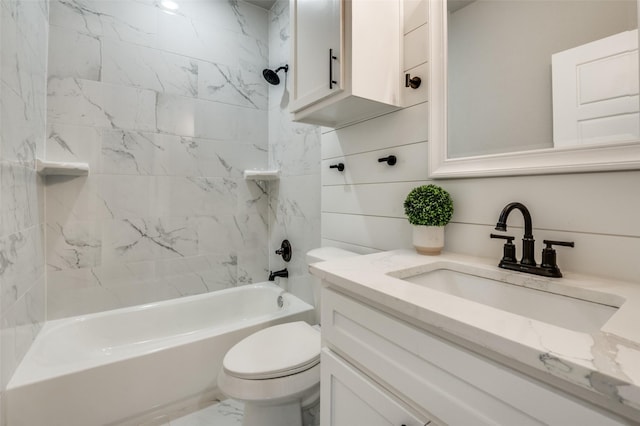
[[495, 202, 533, 239], [268, 268, 288, 281], [495, 202, 536, 266]]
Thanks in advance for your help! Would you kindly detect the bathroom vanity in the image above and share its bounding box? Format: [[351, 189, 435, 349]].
[[311, 250, 640, 425]]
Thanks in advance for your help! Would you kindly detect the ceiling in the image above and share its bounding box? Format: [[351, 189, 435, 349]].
[[245, 0, 277, 10]]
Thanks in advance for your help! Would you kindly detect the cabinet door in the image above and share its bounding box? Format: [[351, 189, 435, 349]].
[[291, 0, 342, 111], [320, 349, 430, 426]]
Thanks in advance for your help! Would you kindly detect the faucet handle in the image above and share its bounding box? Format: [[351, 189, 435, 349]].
[[275, 239, 292, 262], [490, 233, 516, 263], [490, 233, 514, 242], [543, 240, 575, 248], [541, 240, 574, 276]]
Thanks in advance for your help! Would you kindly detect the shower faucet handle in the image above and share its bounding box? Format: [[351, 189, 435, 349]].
[[275, 239, 292, 262]]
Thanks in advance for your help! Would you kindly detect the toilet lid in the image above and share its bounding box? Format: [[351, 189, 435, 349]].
[[223, 321, 320, 380]]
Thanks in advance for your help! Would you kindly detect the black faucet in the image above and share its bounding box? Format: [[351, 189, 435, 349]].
[[495, 202, 536, 266], [491, 202, 574, 278], [268, 268, 288, 281]]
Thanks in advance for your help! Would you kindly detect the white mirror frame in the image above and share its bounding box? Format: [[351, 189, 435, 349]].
[[428, 0, 640, 179]]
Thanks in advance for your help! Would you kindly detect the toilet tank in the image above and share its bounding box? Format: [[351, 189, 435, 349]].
[[306, 247, 359, 324]]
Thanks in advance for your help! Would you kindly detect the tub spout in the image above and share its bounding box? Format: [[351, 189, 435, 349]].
[[268, 268, 288, 281]]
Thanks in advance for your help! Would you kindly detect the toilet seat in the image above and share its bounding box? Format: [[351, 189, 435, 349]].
[[222, 321, 320, 380]]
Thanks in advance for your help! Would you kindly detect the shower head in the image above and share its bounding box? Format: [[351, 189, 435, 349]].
[[263, 65, 289, 85]]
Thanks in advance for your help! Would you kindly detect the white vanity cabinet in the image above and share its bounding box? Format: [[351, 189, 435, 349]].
[[290, 0, 402, 127], [320, 287, 629, 426]]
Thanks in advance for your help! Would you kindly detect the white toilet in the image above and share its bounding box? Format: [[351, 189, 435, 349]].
[[217, 247, 358, 426]]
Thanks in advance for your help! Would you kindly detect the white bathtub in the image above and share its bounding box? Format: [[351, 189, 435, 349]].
[[6, 283, 315, 426]]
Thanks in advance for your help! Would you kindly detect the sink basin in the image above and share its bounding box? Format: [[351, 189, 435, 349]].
[[402, 269, 618, 333]]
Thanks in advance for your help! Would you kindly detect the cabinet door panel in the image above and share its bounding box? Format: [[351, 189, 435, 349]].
[[321, 349, 429, 426], [292, 0, 342, 110]]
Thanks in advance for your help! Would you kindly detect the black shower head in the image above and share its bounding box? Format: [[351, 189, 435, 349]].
[[263, 64, 289, 85]]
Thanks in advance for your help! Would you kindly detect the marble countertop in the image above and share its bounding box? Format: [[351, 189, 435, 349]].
[[309, 249, 640, 420]]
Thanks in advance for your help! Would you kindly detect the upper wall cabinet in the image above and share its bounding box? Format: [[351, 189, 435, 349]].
[[290, 0, 402, 128]]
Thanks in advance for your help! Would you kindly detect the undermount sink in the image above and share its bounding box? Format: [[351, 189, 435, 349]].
[[402, 268, 619, 334]]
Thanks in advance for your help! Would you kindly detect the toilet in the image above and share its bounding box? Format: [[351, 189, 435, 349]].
[[217, 247, 358, 426]]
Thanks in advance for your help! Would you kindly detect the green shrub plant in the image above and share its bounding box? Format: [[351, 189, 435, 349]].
[[403, 184, 454, 227]]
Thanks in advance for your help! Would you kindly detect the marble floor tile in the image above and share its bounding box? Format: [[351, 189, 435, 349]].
[[164, 397, 319, 426], [170, 399, 244, 426]]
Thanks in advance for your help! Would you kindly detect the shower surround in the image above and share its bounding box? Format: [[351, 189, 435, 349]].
[[45, 0, 272, 319], [0, 0, 49, 410]]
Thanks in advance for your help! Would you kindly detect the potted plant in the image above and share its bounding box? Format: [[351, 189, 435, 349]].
[[403, 184, 454, 255]]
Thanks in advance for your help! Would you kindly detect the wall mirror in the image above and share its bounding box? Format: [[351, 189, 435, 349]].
[[428, 0, 640, 178]]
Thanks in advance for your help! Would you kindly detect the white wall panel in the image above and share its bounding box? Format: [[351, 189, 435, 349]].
[[322, 143, 429, 186], [404, 0, 428, 35], [404, 24, 428, 70], [321, 103, 428, 159], [438, 171, 640, 237], [322, 213, 413, 251], [320, 239, 381, 255], [322, 182, 429, 217]]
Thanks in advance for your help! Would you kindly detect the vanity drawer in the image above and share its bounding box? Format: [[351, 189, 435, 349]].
[[321, 288, 627, 425]]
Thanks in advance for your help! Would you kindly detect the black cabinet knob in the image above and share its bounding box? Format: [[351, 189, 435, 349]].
[[329, 163, 345, 172]]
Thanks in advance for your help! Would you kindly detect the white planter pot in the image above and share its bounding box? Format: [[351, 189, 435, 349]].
[[412, 225, 444, 255]]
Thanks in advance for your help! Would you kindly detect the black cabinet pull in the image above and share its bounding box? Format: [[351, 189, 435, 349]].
[[329, 163, 345, 172], [378, 155, 397, 166], [329, 49, 338, 89], [405, 73, 421, 89]]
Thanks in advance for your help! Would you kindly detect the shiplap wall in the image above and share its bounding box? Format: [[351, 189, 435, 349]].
[[321, 0, 640, 283]]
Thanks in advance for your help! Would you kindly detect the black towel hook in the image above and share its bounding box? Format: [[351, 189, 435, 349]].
[[378, 155, 397, 166]]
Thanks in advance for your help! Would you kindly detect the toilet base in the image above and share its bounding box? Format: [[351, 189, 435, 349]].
[[243, 400, 302, 426]]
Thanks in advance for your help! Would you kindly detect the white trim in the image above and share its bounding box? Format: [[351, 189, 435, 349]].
[[428, 0, 640, 179]]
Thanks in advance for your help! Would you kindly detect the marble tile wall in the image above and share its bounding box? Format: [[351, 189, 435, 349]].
[[0, 0, 49, 418], [46, 0, 272, 319], [267, 0, 322, 311]]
